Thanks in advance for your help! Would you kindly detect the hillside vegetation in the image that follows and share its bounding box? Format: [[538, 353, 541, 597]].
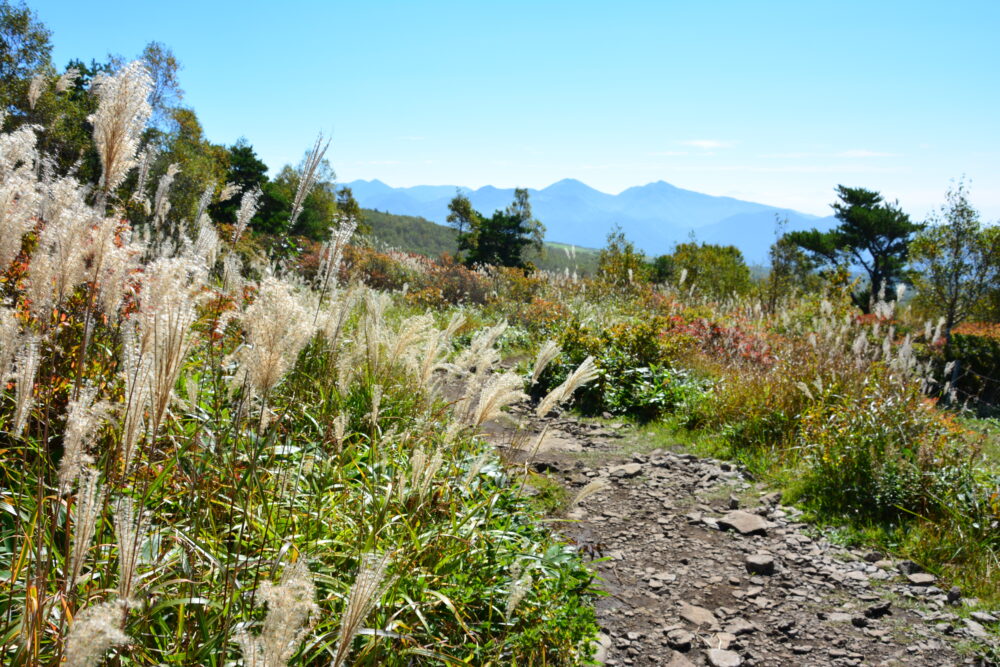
[[2, 9, 1000, 665], [363, 207, 600, 275]]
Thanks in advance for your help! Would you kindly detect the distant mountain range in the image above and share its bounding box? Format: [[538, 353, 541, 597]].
[[344, 178, 837, 263]]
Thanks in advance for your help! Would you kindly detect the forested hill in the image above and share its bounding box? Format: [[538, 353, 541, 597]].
[[363, 208, 600, 274]]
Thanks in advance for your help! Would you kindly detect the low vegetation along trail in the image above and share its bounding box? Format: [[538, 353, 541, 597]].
[[485, 403, 997, 667]]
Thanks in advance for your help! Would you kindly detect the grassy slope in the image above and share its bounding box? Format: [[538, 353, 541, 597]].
[[363, 208, 601, 275]]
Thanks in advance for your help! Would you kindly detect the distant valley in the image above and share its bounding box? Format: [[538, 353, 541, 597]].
[[345, 178, 837, 263]]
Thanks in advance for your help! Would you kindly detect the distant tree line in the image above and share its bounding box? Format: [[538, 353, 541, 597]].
[[596, 182, 1000, 342]]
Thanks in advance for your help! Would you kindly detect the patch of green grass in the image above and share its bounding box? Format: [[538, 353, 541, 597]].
[[959, 415, 1000, 466], [525, 472, 571, 515]]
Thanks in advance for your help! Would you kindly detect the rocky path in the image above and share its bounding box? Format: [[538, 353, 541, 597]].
[[487, 410, 998, 666]]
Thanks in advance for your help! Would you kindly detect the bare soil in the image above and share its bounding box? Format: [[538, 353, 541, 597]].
[[486, 406, 999, 667]]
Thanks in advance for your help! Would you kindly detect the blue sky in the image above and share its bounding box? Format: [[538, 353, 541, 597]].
[[30, 0, 1000, 219]]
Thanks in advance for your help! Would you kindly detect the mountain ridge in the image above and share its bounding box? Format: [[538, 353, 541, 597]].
[[345, 178, 836, 262]]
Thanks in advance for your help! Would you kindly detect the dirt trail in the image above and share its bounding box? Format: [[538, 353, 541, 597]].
[[486, 407, 998, 667]]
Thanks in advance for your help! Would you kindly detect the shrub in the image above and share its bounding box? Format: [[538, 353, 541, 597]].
[[536, 317, 701, 420], [796, 369, 964, 521]]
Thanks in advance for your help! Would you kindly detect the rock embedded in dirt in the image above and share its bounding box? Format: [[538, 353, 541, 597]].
[[666, 651, 697, 667], [897, 559, 923, 575], [865, 601, 892, 619], [744, 553, 775, 576], [906, 572, 937, 586], [666, 628, 694, 651], [724, 617, 756, 636], [717, 511, 768, 536], [706, 648, 742, 666], [761, 491, 782, 505], [963, 618, 990, 640], [610, 462, 643, 479], [679, 602, 718, 629]]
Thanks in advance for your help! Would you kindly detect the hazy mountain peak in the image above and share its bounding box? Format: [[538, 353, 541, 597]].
[[344, 178, 835, 263]]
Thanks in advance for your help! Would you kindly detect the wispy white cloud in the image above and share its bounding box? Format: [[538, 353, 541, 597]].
[[680, 139, 735, 150], [759, 149, 898, 159], [670, 164, 903, 174], [758, 152, 818, 159], [835, 149, 896, 158]]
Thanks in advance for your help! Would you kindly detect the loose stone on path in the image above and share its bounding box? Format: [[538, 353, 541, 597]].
[[716, 511, 768, 536]]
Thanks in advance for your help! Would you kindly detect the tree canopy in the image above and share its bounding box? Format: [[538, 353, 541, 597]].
[[0, 1, 52, 114], [653, 241, 752, 300], [446, 188, 544, 268], [910, 181, 1000, 340], [598, 224, 648, 286], [785, 185, 922, 311]]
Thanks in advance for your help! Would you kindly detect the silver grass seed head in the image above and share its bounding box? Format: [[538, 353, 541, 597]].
[[131, 145, 158, 211], [536, 356, 598, 418], [238, 277, 313, 397], [219, 182, 241, 202], [89, 61, 153, 193], [470, 371, 526, 428], [289, 133, 330, 230], [0, 306, 19, 380], [64, 600, 129, 667], [58, 387, 111, 493], [505, 571, 533, 620], [152, 163, 180, 227], [68, 467, 103, 589], [193, 213, 220, 267], [531, 340, 561, 385], [55, 67, 80, 93], [332, 552, 393, 667], [251, 559, 319, 666], [193, 180, 216, 224], [571, 479, 609, 507], [113, 495, 148, 603], [232, 185, 262, 244], [28, 74, 46, 109], [13, 335, 41, 436]]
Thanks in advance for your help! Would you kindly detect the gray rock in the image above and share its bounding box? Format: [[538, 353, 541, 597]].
[[666, 652, 697, 667], [724, 617, 756, 636], [897, 559, 923, 575], [761, 491, 782, 505], [680, 603, 717, 628], [826, 611, 851, 623], [971, 611, 998, 623], [717, 511, 768, 536], [592, 632, 612, 662], [666, 628, 694, 651], [610, 463, 642, 479], [906, 572, 937, 586], [744, 553, 775, 576], [865, 601, 892, 619], [963, 618, 990, 639], [706, 648, 743, 667]]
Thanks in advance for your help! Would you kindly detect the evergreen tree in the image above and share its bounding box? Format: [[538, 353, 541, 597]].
[[446, 188, 543, 268], [785, 186, 922, 311]]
